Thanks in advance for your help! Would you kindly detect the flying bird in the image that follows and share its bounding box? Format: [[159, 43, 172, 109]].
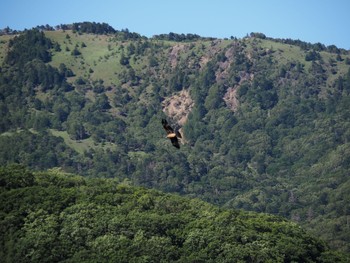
[[162, 119, 182, 149]]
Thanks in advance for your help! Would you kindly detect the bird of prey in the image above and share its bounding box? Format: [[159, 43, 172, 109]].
[[162, 119, 182, 148]]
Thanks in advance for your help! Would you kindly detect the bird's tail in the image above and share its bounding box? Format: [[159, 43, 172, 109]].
[[176, 130, 182, 138]]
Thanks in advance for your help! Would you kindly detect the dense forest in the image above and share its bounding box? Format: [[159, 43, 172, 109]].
[[0, 165, 347, 262], [1, 22, 350, 255]]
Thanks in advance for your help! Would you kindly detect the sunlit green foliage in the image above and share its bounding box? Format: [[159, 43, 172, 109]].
[[0, 165, 346, 262], [1, 27, 350, 254]]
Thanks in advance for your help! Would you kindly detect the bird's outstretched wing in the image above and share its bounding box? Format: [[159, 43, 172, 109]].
[[170, 137, 180, 148], [162, 119, 174, 135]]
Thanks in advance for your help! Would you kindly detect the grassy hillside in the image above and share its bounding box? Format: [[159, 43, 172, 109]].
[[1, 24, 350, 254], [0, 165, 347, 262], [45, 31, 123, 86]]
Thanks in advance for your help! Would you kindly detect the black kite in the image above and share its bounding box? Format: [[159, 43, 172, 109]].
[[162, 119, 182, 148]]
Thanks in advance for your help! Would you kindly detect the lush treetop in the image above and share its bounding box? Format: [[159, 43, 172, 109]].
[[0, 165, 346, 262]]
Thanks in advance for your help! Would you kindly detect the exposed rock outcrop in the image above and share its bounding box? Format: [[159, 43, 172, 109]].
[[162, 89, 194, 126]]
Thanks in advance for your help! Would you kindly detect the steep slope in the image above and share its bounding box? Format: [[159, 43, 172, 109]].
[[162, 89, 194, 126], [1, 25, 350, 253]]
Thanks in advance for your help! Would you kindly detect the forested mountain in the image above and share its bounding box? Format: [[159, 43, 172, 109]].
[[0, 165, 347, 262], [1, 22, 350, 254]]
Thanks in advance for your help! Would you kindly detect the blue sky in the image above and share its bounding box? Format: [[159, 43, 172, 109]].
[[1, 0, 349, 49]]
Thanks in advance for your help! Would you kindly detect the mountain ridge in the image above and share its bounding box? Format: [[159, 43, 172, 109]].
[[1, 22, 350, 253]]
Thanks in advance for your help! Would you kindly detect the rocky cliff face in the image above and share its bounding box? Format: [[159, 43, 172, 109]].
[[162, 89, 194, 126]]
